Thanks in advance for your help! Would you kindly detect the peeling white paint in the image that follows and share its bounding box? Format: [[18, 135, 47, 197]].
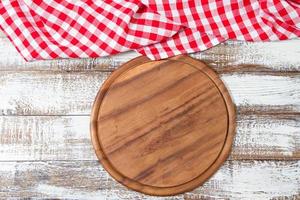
[[0, 30, 299, 199], [0, 72, 299, 116], [0, 116, 95, 161], [0, 115, 299, 161], [234, 115, 300, 157], [222, 74, 300, 108], [0, 161, 298, 199], [188, 161, 300, 200], [34, 184, 180, 200]]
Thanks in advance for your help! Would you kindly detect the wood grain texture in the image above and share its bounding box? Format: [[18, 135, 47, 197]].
[[0, 71, 109, 115], [0, 160, 298, 199], [91, 56, 236, 195], [0, 116, 96, 161], [193, 39, 300, 73], [0, 30, 299, 198], [0, 114, 299, 161], [0, 72, 299, 115], [233, 114, 300, 160]]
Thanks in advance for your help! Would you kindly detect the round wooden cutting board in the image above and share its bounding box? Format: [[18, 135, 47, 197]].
[[91, 55, 236, 196]]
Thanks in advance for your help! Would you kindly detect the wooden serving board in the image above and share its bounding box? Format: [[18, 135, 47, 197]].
[[90, 55, 236, 196]]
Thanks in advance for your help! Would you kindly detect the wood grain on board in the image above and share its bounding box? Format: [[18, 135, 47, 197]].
[[0, 30, 299, 198], [91, 56, 236, 195], [0, 160, 298, 199]]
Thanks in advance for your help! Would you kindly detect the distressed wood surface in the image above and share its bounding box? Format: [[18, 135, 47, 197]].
[[0, 114, 299, 161], [0, 72, 299, 116], [0, 160, 298, 199], [0, 30, 299, 199]]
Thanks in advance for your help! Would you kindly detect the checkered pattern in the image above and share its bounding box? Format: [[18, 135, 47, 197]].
[[0, 0, 299, 61]]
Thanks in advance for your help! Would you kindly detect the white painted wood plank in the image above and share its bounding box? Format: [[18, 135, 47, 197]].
[[0, 36, 299, 72], [193, 39, 300, 72], [0, 71, 109, 115], [0, 114, 298, 161], [0, 160, 298, 199], [186, 160, 300, 200], [0, 116, 95, 161], [0, 72, 299, 115], [233, 114, 300, 159], [221, 74, 300, 113]]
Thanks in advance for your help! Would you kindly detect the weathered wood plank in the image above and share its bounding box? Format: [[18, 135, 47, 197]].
[[0, 114, 299, 161], [0, 116, 95, 161], [0, 71, 109, 115], [193, 39, 300, 73], [0, 160, 298, 199], [233, 114, 300, 160], [0, 72, 299, 115], [0, 36, 300, 72], [221, 74, 300, 114]]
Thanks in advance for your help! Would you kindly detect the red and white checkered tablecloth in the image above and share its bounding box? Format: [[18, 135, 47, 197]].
[[0, 0, 299, 61]]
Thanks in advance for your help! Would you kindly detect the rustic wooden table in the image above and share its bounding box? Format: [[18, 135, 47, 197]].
[[0, 30, 299, 199]]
